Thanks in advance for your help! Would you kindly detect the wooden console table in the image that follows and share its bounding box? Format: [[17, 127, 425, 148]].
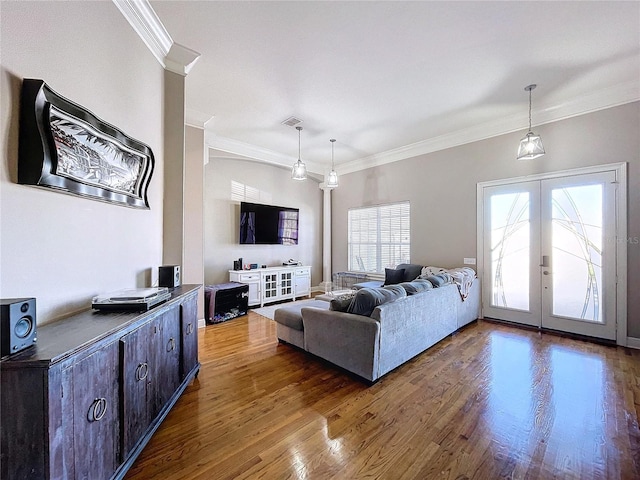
[[0, 285, 200, 480]]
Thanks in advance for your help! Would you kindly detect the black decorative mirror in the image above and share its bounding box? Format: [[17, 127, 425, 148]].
[[18, 79, 155, 209]]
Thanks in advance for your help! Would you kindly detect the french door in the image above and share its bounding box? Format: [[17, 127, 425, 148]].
[[481, 166, 624, 341]]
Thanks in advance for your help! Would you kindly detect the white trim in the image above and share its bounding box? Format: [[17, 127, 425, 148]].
[[165, 43, 201, 76], [198, 318, 206, 329], [626, 337, 640, 349], [112, 0, 171, 66], [113, 0, 200, 76], [615, 163, 628, 346], [477, 162, 628, 345], [339, 81, 638, 175], [186, 109, 215, 129], [208, 135, 325, 175]]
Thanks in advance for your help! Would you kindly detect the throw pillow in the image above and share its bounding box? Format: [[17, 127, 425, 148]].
[[383, 268, 405, 286], [347, 286, 406, 316], [396, 263, 423, 282], [329, 293, 356, 312]]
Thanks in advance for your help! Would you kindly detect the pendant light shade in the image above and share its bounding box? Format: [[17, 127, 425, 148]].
[[326, 138, 339, 188], [291, 126, 307, 180], [517, 84, 545, 160]]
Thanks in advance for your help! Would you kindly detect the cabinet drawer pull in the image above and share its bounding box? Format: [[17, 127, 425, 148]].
[[88, 398, 107, 422], [135, 362, 148, 381], [186, 322, 193, 335], [167, 337, 176, 352]]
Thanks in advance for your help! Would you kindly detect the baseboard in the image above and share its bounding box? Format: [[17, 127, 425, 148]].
[[198, 318, 206, 329], [626, 337, 640, 349]]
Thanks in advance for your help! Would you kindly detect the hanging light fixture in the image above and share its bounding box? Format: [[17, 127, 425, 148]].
[[517, 84, 546, 160], [326, 138, 339, 188], [291, 126, 307, 180]]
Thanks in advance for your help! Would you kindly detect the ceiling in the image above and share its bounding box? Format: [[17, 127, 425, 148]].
[[150, 1, 639, 176]]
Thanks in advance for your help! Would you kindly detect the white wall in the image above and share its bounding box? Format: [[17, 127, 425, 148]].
[[332, 102, 640, 336], [0, 1, 165, 323], [204, 157, 323, 287]]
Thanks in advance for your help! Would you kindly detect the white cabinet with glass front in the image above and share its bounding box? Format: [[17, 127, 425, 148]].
[[229, 266, 311, 307]]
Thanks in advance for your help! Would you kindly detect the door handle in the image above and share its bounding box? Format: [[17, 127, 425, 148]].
[[543, 271, 550, 275]]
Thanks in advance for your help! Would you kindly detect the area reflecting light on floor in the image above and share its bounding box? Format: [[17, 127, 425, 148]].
[[486, 330, 611, 477]]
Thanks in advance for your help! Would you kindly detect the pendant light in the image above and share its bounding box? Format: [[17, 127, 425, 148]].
[[291, 126, 307, 180], [326, 138, 339, 188], [517, 84, 546, 160]]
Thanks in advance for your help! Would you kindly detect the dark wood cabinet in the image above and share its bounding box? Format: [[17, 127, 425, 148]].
[[71, 342, 120, 480], [180, 295, 198, 379], [0, 285, 200, 480]]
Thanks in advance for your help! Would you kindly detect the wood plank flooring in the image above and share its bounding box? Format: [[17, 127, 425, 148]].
[[125, 311, 640, 479]]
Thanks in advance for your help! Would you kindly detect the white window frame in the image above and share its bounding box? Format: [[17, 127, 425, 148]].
[[348, 201, 410, 274]]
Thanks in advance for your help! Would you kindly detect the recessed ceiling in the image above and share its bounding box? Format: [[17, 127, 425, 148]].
[[150, 0, 639, 174]]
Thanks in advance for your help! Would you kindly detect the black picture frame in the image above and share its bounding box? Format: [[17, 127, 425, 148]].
[[18, 79, 155, 209]]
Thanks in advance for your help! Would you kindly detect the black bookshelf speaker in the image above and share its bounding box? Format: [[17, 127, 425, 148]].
[[159, 265, 181, 288], [1, 298, 37, 356]]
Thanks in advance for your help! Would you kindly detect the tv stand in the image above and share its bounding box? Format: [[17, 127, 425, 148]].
[[229, 265, 311, 307]]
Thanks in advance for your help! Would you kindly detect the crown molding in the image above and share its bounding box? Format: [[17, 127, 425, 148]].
[[185, 109, 215, 129], [339, 80, 639, 174], [207, 135, 324, 175], [113, 0, 200, 76]]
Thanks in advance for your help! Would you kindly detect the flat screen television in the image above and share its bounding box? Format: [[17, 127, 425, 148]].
[[239, 202, 299, 245]]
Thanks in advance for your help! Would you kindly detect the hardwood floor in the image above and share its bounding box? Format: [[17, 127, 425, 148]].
[[125, 312, 640, 479]]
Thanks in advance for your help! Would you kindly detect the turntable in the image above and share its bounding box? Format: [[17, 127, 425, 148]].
[[92, 287, 171, 312]]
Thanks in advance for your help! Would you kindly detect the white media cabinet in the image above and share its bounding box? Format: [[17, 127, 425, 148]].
[[229, 265, 311, 307]]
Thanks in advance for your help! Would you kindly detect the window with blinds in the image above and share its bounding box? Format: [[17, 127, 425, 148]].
[[348, 201, 410, 273]]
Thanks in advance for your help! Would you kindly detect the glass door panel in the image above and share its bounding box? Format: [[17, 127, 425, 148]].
[[482, 181, 540, 327], [490, 192, 530, 311], [541, 172, 616, 340], [550, 184, 603, 322]]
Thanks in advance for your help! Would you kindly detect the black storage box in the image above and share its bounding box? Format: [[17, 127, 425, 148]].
[[204, 282, 249, 324]]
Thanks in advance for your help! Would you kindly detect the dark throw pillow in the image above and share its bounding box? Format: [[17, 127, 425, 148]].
[[383, 268, 405, 286]]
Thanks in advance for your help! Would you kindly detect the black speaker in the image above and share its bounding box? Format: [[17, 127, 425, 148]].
[[159, 265, 181, 288], [1, 298, 37, 356]]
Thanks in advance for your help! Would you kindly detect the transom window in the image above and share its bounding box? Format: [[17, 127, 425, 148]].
[[348, 201, 410, 273]]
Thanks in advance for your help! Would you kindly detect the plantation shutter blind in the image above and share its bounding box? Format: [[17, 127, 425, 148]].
[[348, 201, 410, 273]]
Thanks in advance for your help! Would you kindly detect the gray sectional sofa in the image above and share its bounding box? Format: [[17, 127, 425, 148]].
[[274, 267, 480, 383]]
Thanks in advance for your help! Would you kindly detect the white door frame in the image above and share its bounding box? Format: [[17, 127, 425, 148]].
[[476, 162, 628, 345]]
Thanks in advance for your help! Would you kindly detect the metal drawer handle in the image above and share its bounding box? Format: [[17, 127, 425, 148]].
[[186, 322, 193, 335], [167, 337, 176, 352], [88, 398, 107, 422], [136, 362, 148, 381]]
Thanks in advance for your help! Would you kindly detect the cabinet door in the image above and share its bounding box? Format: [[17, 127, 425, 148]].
[[72, 342, 120, 480], [152, 308, 181, 418], [279, 271, 293, 298], [294, 271, 310, 297], [120, 321, 154, 457], [180, 295, 199, 380], [263, 273, 278, 301]]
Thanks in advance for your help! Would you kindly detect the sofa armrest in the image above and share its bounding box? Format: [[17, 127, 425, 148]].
[[301, 307, 380, 382]]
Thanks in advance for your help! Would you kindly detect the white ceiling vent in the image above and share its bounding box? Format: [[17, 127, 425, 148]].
[[281, 116, 303, 127]]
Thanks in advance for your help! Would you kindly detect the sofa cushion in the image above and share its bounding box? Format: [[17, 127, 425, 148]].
[[329, 293, 356, 312], [396, 263, 423, 282], [425, 274, 452, 287], [383, 268, 405, 286], [347, 285, 406, 316], [274, 300, 330, 330], [398, 279, 433, 295]]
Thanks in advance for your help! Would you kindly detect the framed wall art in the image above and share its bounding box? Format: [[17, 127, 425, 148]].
[[18, 79, 155, 209]]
